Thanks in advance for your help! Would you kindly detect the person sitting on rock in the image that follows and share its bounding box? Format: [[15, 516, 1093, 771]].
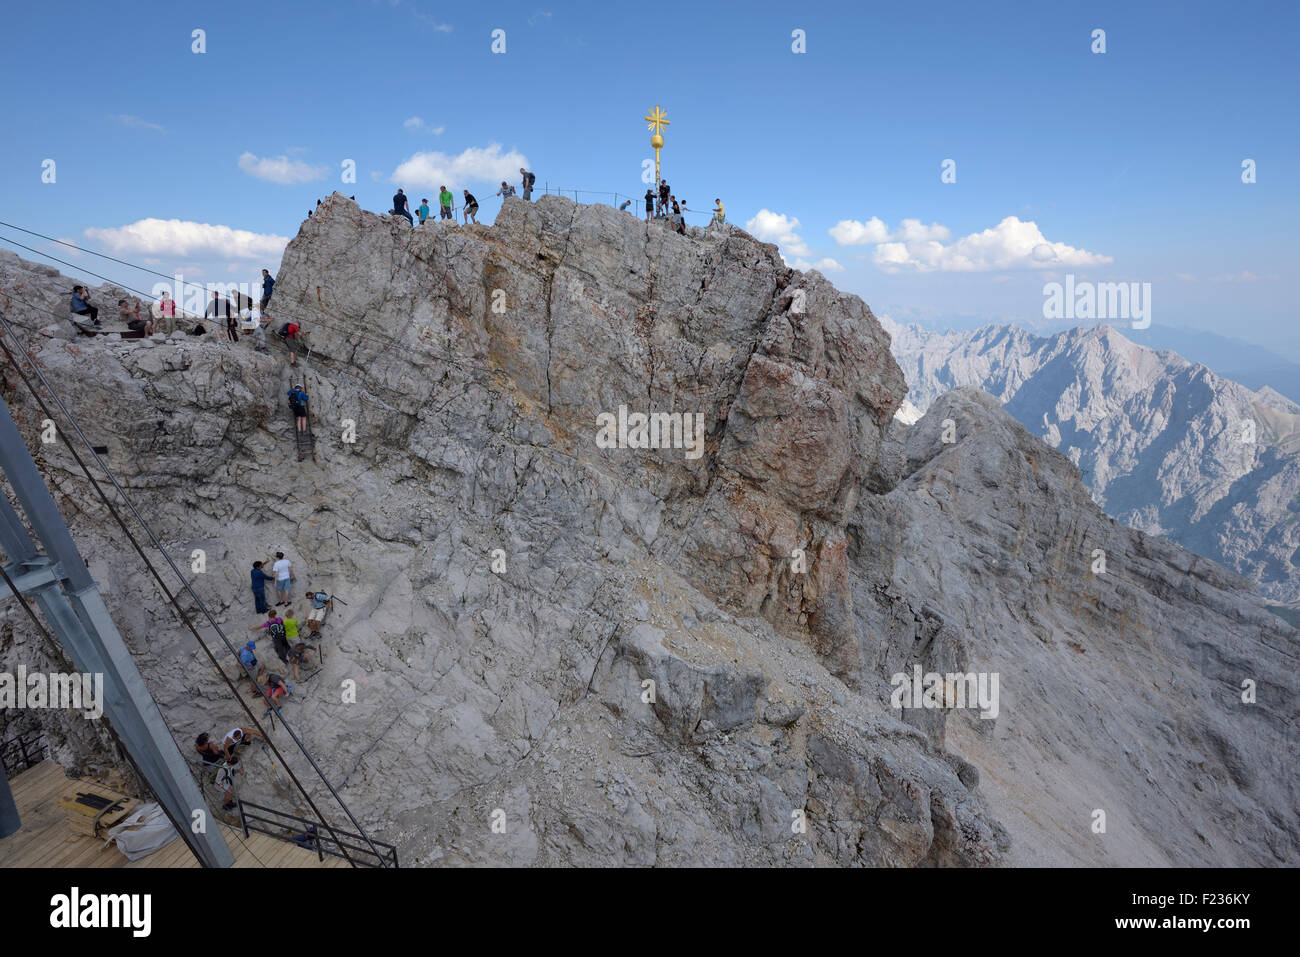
[[125, 298, 154, 336], [70, 286, 100, 326], [393, 187, 413, 224]]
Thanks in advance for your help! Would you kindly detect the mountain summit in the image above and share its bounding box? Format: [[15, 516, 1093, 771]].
[[1, 195, 1295, 865]]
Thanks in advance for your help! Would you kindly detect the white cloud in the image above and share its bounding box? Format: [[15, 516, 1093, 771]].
[[829, 217, 890, 246], [113, 114, 164, 133], [872, 216, 1111, 273], [894, 218, 951, 243], [790, 257, 844, 273], [404, 117, 445, 135], [745, 210, 812, 257], [237, 151, 328, 185], [829, 216, 949, 246], [84, 219, 290, 261], [51, 238, 81, 258], [1209, 270, 1273, 282], [744, 209, 848, 273], [528, 10, 553, 25], [390, 144, 530, 190]]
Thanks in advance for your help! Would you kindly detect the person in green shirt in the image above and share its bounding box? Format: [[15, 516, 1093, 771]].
[[439, 186, 454, 220]]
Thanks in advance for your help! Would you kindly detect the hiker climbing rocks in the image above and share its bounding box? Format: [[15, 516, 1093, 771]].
[[222, 725, 265, 759], [260, 269, 275, 309], [288, 385, 309, 438], [393, 187, 413, 224], [306, 588, 333, 637], [520, 167, 535, 200], [439, 185, 454, 220], [195, 732, 225, 767], [264, 673, 290, 715], [496, 181, 515, 200], [250, 559, 275, 613], [238, 639, 265, 690], [272, 552, 294, 604], [70, 286, 100, 326], [216, 754, 241, 810], [463, 189, 479, 224]]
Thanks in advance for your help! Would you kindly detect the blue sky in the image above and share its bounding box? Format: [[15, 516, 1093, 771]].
[[2, 0, 1297, 360]]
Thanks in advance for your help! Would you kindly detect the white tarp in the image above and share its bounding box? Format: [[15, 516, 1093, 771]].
[[105, 803, 179, 861]]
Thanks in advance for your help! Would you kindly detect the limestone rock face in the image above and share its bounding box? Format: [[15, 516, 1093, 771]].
[[882, 316, 1300, 604], [0, 198, 1295, 867]]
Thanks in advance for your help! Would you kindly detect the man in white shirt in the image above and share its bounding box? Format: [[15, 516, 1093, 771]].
[[272, 551, 293, 605]]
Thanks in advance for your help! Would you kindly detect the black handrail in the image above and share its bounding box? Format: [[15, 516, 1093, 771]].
[[0, 727, 49, 775], [237, 798, 398, 868]]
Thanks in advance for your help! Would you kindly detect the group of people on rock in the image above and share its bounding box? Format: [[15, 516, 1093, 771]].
[[69, 269, 284, 349], [642, 179, 725, 234], [196, 552, 336, 810], [390, 168, 536, 228]]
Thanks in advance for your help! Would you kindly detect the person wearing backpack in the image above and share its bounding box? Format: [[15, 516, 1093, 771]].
[[287, 386, 309, 434], [520, 167, 536, 200]]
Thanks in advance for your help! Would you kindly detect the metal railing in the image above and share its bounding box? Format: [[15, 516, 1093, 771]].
[[0, 727, 50, 775], [237, 798, 398, 868], [539, 184, 718, 222]]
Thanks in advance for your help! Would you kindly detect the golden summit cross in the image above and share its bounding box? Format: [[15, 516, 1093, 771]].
[[645, 105, 670, 135], [645, 105, 669, 190]]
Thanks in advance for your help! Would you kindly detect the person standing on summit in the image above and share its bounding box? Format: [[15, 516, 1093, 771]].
[[439, 185, 454, 221], [462, 189, 479, 225], [393, 187, 413, 224], [260, 269, 275, 310], [520, 167, 535, 200]]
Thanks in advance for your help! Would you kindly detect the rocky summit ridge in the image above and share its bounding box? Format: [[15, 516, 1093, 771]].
[[0, 193, 1295, 866]]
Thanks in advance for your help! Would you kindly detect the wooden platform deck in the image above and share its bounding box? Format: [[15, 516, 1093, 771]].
[[0, 760, 348, 868]]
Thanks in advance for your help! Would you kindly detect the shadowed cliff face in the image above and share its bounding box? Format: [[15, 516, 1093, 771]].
[[0, 196, 1295, 867]]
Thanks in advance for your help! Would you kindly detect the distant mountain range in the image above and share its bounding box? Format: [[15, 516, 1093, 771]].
[[882, 317, 1300, 604]]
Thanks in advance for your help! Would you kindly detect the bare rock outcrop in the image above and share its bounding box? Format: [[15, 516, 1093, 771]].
[[0, 196, 1294, 866]]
